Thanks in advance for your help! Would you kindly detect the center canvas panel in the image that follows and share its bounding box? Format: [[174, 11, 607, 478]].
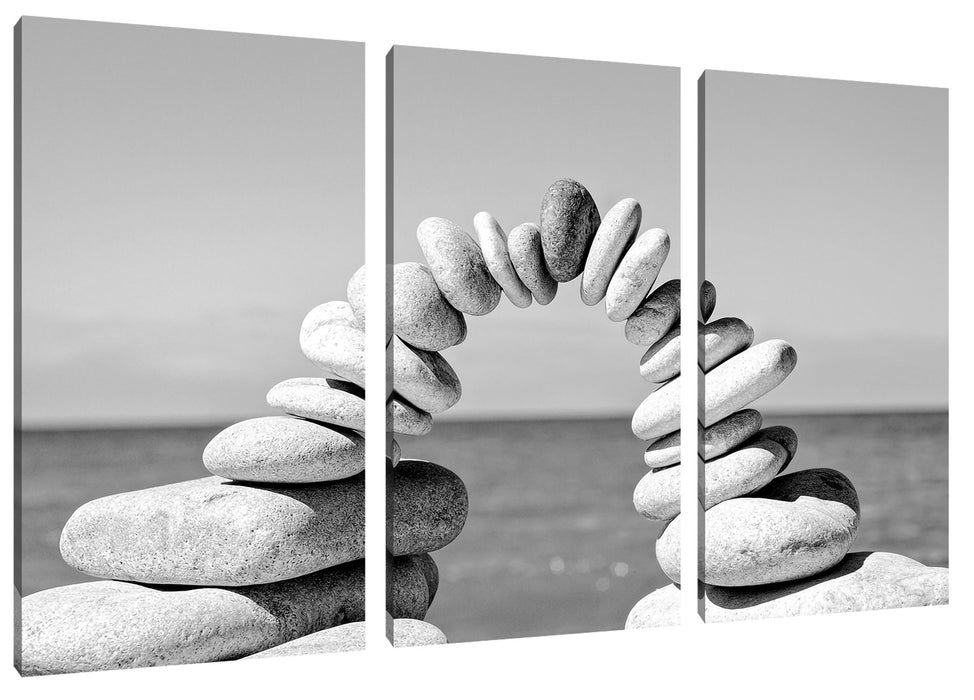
[[387, 46, 681, 644]]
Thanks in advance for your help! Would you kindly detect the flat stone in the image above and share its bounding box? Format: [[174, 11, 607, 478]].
[[248, 622, 367, 657], [580, 198, 641, 305], [390, 394, 433, 436], [704, 339, 798, 427], [634, 439, 786, 521], [644, 409, 763, 469], [266, 377, 365, 430], [299, 300, 361, 338], [508, 222, 557, 304], [605, 228, 670, 321], [656, 468, 860, 587], [474, 212, 532, 308], [636, 340, 797, 442], [700, 279, 716, 321], [539, 178, 601, 282], [752, 425, 798, 473], [391, 459, 468, 555], [626, 552, 948, 628], [638, 317, 754, 384], [202, 416, 364, 483], [417, 216, 500, 316], [393, 262, 467, 351], [19, 560, 367, 675], [300, 312, 365, 388], [60, 475, 365, 586], [392, 336, 461, 414], [345, 264, 368, 330], [393, 618, 448, 647], [625, 279, 680, 346]]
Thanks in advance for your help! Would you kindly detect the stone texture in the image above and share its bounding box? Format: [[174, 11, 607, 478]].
[[20, 560, 367, 676], [580, 198, 641, 305], [605, 228, 670, 321], [389, 554, 437, 619], [345, 264, 367, 330], [751, 425, 798, 473], [417, 216, 500, 316], [644, 409, 763, 469], [393, 262, 467, 351], [508, 222, 558, 304], [539, 178, 601, 282], [656, 468, 860, 587], [634, 439, 786, 521], [248, 622, 368, 657], [267, 377, 365, 430], [60, 474, 365, 586], [392, 336, 461, 414], [390, 394, 433, 436], [624, 279, 680, 346], [391, 459, 468, 555], [631, 376, 681, 441], [203, 416, 365, 483], [639, 317, 754, 384], [300, 310, 365, 388], [390, 438, 401, 466], [412, 552, 439, 604], [626, 552, 948, 628], [474, 212, 532, 308], [700, 279, 717, 322], [393, 618, 448, 647], [703, 339, 798, 428]]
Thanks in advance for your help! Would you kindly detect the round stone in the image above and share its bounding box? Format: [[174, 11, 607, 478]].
[[539, 178, 601, 282], [626, 552, 949, 628], [624, 279, 680, 346], [700, 279, 717, 321], [634, 439, 787, 521], [391, 459, 468, 556], [656, 468, 861, 587], [411, 552, 439, 604], [704, 339, 797, 428], [266, 377, 365, 430], [752, 425, 798, 473], [417, 216, 500, 316], [202, 416, 365, 483], [300, 316, 365, 388], [639, 317, 754, 383], [508, 222, 558, 304], [605, 228, 670, 321], [393, 262, 466, 351], [392, 336, 461, 414], [643, 409, 763, 469], [580, 198, 641, 305], [59, 474, 365, 586], [474, 212, 532, 308], [393, 618, 448, 647], [345, 264, 367, 330], [631, 376, 680, 441], [389, 554, 437, 619], [390, 394, 433, 436], [19, 561, 367, 675], [300, 301, 360, 340]]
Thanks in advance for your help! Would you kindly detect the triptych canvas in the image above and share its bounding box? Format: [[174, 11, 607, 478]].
[[13, 17, 947, 676]]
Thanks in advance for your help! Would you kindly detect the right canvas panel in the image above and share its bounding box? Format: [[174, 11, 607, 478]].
[[698, 70, 948, 622]]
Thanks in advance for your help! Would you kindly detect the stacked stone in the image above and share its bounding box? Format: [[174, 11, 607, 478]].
[[626, 287, 949, 626], [19, 267, 441, 676]]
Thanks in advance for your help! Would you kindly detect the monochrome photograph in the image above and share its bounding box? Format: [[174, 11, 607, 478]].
[[629, 70, 948, 626], [15, 17, 370, 673], [388, 46, 682, 642]]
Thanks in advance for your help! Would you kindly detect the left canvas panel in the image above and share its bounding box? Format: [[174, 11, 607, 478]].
[[14, 17, 366, 674]]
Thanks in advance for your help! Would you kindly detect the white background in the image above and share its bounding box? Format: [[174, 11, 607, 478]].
[[2, 1, 970, 698]]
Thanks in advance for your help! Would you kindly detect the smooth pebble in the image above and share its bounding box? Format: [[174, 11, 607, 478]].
[[539, 178, 601, 282], [508, 222, 557, 304], [417, 217, 500, 316], [474, 212, 532, 308], [580, 198, 640, 305], [605, 228, 669, 321]]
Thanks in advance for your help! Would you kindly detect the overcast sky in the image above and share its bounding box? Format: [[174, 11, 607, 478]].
[[704, 70, 947, 412], [392, 46, 681, 420], [19, 18, 363, 428]]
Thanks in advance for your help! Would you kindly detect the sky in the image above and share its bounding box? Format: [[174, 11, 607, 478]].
[[392, 47, 682, 420], [704, 71, 947, 412], [19, 18, 363, 428]]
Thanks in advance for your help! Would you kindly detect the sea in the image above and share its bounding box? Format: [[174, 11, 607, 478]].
[[18, 411, 947, 644]]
